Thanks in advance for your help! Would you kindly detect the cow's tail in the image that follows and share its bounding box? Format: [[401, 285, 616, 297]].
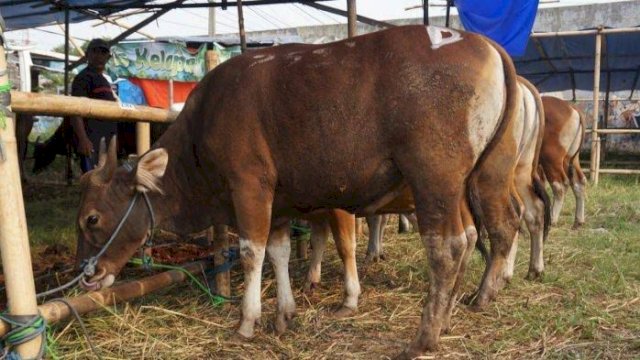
[[519, 77, 551, 243], [466, 37, 520, 254]]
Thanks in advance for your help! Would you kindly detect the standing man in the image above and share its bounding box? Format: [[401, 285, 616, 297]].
[[70, 38, 117, 172]]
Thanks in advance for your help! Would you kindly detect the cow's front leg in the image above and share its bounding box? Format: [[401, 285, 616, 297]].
[[267, 224, 297, 334], [233, 181, 273, 339]]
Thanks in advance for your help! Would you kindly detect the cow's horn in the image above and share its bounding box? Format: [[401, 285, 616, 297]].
[[96, 136, 117, 182], [96, 137, 107, 168]]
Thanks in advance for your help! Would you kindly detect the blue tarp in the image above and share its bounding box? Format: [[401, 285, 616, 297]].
[[456, 0, 539, 56], [0, 1, 154, 31], [516, 29, 640, 99]]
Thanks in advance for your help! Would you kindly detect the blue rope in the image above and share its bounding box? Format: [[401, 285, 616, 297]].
[[206, 247, 240, 277]]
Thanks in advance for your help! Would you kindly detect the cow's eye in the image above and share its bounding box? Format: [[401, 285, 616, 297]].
[[86, 215, 99, 226]]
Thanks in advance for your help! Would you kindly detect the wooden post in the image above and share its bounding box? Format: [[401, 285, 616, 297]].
[[205, 50, 219, 72], [210, 226, 231, 297], [136, 122, 151, 155], [347, 0, 357, 38], [0, 34, 43, 356], [203, 53, 230, 298], [237, 0, 247, 53], [590, 29, 603, 185]]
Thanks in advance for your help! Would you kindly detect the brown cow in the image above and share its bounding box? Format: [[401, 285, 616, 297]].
[[74, 26, 521, 357], [539, 96, 587, 228]]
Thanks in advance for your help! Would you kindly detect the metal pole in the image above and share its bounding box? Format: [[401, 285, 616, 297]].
[[347, 0, 357, 38], [0, 20, 44, 357], [423, 0, 429, 26], [237, 0, 247, 53], [208, 0, 216, 36], [590, 28, 603, 185], [64, 7, 73, 185], [64, 7, 70, 95], [445, 0, 451, 27]]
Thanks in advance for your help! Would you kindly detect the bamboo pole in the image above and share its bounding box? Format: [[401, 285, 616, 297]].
[[0, 37, 43, 356], [0, 262, 210, 336], [531, 26, 640, 38], [10, 91, 179, 123], [586, 128, 640, 134], [592, 168, 640, 174], [347, 0, 357, 38], [590, 29, 603, 185]]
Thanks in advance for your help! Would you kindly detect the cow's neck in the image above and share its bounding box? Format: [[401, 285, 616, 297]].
[[145, 120, 219, 236]]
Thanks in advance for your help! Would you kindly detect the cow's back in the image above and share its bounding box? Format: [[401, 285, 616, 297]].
[[184, 26, 509, 214]]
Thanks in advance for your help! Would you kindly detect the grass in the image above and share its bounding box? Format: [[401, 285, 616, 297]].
[[11, 156, 640, 359]]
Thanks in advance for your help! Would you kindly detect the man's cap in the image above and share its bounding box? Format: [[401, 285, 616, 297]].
[[87, 38, 111, 51]]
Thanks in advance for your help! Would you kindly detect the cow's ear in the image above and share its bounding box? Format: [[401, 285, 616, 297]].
[[135, 148, 168, 193]]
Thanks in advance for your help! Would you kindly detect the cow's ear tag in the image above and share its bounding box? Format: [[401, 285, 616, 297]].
[[135, 148, 168, 193]]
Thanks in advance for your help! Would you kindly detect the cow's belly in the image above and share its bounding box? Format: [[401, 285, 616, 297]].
[[273, 153, 404, 213]]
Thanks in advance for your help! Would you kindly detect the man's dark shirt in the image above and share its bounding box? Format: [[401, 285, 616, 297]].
[[71, 65, 118, 153]]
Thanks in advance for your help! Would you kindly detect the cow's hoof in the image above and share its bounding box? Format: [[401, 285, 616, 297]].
[[365, 253, 386, 263], [303, 281, 319, 294], [332, 306, 356, 318], [275, 310, 296, 335], [237, 317, 260, 339], [525, 270, 543, 281], [460, 291, 478, 305], [572, 222, 584, 230], [394, 345, 434, 360]]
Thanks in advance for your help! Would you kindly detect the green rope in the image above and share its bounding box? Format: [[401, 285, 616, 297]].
[[128, 257, 226, 307], [0, 81, 10, 130], [0, 312, 46, 360]]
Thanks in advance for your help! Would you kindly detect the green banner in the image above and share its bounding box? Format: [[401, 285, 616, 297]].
[[109, 42, 207, 82]]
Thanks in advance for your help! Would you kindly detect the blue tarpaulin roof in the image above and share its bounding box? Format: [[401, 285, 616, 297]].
[[515, 28, 640, 99], [0, 1, 153, 31], [456, 0, 539, 57]]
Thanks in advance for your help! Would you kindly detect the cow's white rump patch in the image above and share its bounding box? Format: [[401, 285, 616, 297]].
[[426, 25, 462, 49]]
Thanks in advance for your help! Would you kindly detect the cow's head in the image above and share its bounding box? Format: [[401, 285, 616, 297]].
[[75, 137, 168, 290]]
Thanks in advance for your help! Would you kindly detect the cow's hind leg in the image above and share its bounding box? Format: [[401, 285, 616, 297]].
[[543, 160, 568, 225], [471, 174, 521, 309], [569, 157, 587, 228], [305, 219, 329, 292], [441, 198, 478, 335], [399, 180, 468, 357], [514, 174, 547, 281], [267, 224, 297, 335], [327, 210, 361, 317], [365, 214, 388, 262]]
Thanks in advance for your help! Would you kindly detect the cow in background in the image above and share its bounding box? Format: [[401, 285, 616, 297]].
[[539, 96, 587, 228]]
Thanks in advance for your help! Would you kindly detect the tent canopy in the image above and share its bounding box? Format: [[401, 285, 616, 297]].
[[515, 28, 640, 100], [0, 1, 158, 31]]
